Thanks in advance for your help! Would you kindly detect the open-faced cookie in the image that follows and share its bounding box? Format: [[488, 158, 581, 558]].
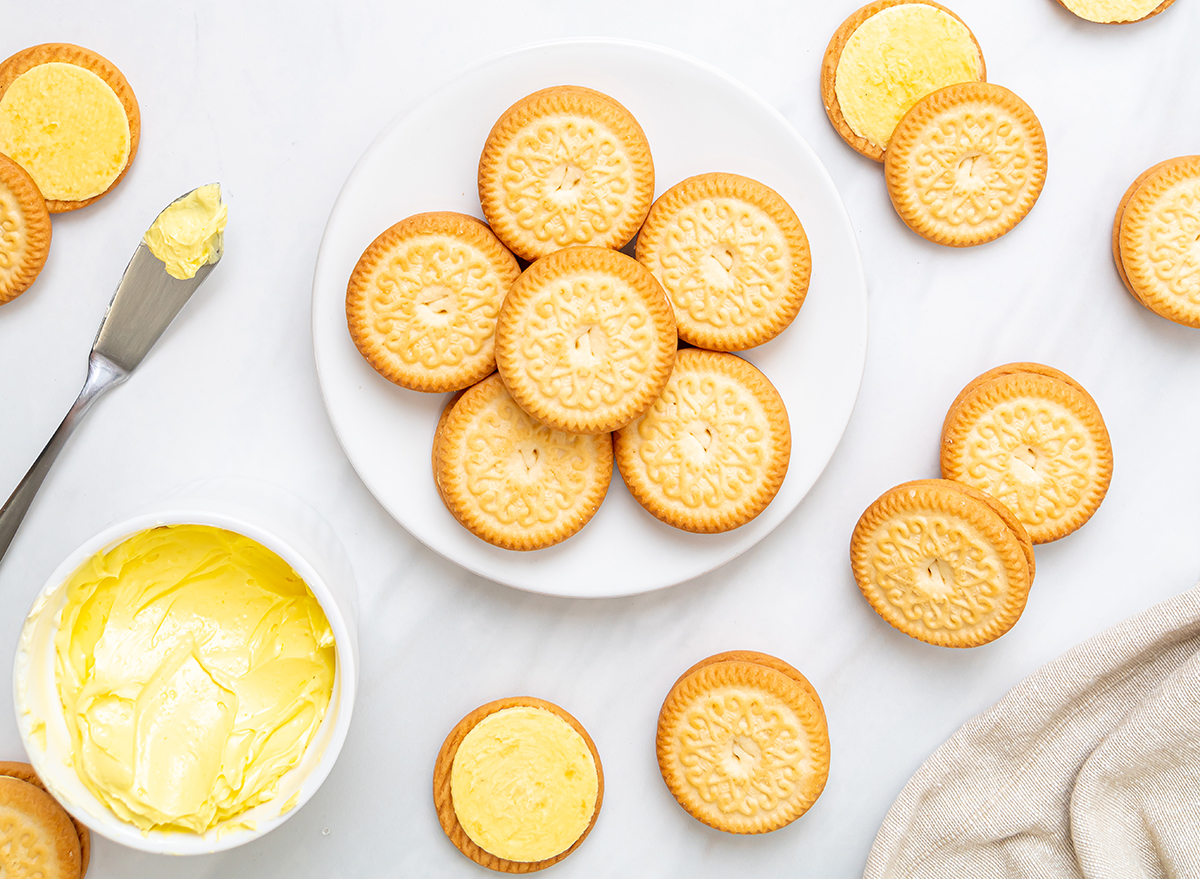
[[0, 43, 139, 212], [1055, 0, 1175, 23]]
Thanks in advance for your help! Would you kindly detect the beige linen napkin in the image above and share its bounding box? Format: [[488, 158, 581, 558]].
[[864, 585, 1200, 879]]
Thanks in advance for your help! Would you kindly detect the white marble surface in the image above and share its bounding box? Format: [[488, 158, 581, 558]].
[[1, 2, 1198, 876]]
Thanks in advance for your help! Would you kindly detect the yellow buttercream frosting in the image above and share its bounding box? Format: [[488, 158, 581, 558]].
[[0, 62, 130, 201], [1061, 0, 1162, 21], [144, 183, 227, 279], [54, 524, 336, 834], [451, 706, 598, 862], [835, 4, 982, 150]]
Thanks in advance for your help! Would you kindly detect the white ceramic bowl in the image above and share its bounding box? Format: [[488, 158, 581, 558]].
[[12, 479, 359, 854]]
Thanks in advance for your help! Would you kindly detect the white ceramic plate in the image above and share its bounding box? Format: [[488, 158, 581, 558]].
[[312, 39, 867, 598]]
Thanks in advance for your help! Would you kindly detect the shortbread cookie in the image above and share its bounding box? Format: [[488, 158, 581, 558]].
[[635, 173, 811, 350], [495, 247, 676, 434], [1055, 0, 1174, 23], [0, 153, 51, 305], [347, 212, 520, 393], [614, 349, 790, 533], [943, 362, 1092, 428], [1112, 159, 1180, 302], [851, 479, 1033, 647], [822, 0, 985, 161], [884, 82, 1047, 247], [0, 44, 139, 211], [1115, 155, 1200, 327], [0, 763, 89, 878], [657, 651, 829, 834], [435, 374, 613, 550], [0, 776, 82, 879], [431, 388, 468, 505], [478, 86, 654, 261], [941, 370, 1113, 543], [434, 697, 603, 872]]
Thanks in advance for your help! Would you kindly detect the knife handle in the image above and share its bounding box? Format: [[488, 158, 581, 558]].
[[0, 352, 128, 565]]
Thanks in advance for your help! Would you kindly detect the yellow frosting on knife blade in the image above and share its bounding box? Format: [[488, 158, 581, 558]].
[[144, 184, 227, 279]]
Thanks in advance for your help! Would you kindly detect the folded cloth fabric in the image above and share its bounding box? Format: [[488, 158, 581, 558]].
[[864, 584, 1200, 879]]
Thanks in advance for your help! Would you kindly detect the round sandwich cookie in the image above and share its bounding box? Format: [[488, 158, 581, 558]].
[[1115, 155, 1200, 327], [495, 247, 676, 435], [851, 479, 1034, 647], [635, 173, 811, 351], [884, 81, 1047, 247], [346, 212, 520, 393], [433, 697, 603, 872], [943, 361, 1092, 426], [822, 0, 985, 162], [1055, 0, 1175, 23], [0, 762, 89, 878], [614, 349, 790, 533], [0, 153, 51, 305], [0, 44, 139, 212], [941, 368, 1113, 543], [435, 374, 613, 551], [656, 651, 830, 834], [0, 775, 83, 879], [478, 85, 654, 262]]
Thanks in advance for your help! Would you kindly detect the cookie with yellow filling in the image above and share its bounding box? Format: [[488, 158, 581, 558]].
[[433, 696, 603, 872], [1055, 0, 1174, 23], [851, 479, 1033, 647], [0, 762, 89, 879], [0, 44, 139, 212], [0, 776, 83, 879], [495, 247, 676, 434], [435, 374, 613, 550], [822, 0, 985, 161], [1114, 155, 1200, 327], [478, 86, 654, 261], [635, 173, 811, 351], [941, 369, 1113, 543], [657, 651, 829, 834], [0, 153, 51, 305], [884, 82, 1047, 246], [615, 349, 790, 533], [347, 212, 520, 393]]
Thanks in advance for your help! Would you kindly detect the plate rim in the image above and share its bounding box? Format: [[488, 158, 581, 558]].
[[311, 37, 869, 598]]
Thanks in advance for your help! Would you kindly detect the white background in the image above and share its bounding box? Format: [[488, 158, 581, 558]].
[[1, 1, 1198, 876]]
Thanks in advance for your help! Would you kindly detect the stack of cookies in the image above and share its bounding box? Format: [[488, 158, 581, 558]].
[[822, 1, 1047, 247], [0, 44, 140, 305], [851, 363, 1112, 647], [348, 85, 810, 550]]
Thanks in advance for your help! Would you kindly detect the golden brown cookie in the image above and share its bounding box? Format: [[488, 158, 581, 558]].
[[656, 651, 829, 834], [433, 696, 603, 872], [431, 388, 469, 505], [635, 173, 811, 351], [614, 349, 790, 533], [0, 44, 140, 212], [942, 362, 1092, 431], [851, 479, 1033, 647], [0, 776, 82, 879], [1116, 155, 1200, 327], [478, 86, 654, 261], [1055, 0, 1175, 23], [0, 763, 89, 879], [821, 0, 985, 161], [435, 374, 613, 550], [0, 153, 51, 305], [347, 212, 520, 393], [884, 82, 1047, 247], [941, 370, 1113, 543], [495, 247, 676, 434]]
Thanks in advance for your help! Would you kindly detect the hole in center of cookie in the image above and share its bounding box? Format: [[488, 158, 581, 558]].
[[684, 424, 715, 457], [956, 153, 986, 186], [571, 324, 605, 362], [1012, 445, 1041, 481], [518, 445, 540, 473], [726, 736, 761, 777], [549, 163, 586, 197], [918, 558, 956, 598], [703, 245, 738, 284], [416, 285, 456, 318]]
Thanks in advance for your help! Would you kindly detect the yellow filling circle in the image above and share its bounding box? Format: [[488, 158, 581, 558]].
[[834, 4, 982, 150], [1060, 0, 1162, 22], [451, 706, 598, 862], [54, 524, 336, 833], [0, 61, 130, 201]]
